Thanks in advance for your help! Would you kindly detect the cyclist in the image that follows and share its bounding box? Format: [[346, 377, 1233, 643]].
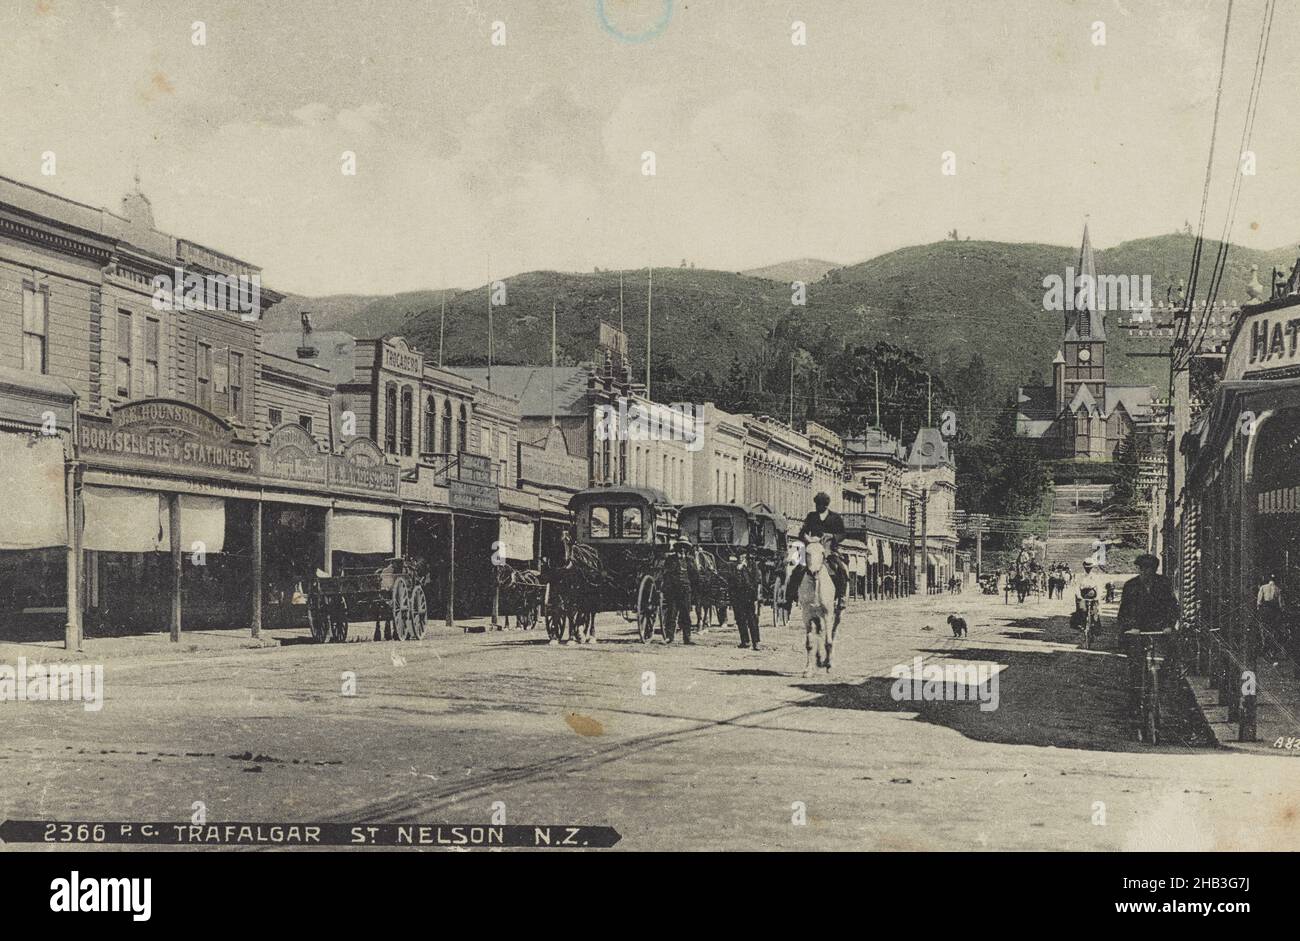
[[1072, 558, 1107, 634], [1118, 554, 1179, 635]]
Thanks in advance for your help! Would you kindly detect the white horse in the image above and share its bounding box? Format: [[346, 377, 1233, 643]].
[[798, 537, 840, 676]]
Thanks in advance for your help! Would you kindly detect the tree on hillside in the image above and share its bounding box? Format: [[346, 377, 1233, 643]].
[[819, 341, 953, 442], [956, 396, 1053, 549]]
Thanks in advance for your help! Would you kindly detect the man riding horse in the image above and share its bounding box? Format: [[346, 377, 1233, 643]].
[[784, 492, 849, 614]]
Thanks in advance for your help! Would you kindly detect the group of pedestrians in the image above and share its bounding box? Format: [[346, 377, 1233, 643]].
[[657, 538, 764, 650]]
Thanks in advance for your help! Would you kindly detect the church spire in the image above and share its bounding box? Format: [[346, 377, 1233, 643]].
[[1065, 219, 1106, 342]]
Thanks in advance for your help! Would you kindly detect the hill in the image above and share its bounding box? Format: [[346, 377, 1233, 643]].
[[742, 258, 841, 283], [263, 233, 1298, 412]]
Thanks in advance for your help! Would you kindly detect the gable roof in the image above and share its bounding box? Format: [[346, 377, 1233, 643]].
[[1105, 384, 1154, 418], [450, 365, 591, 418]]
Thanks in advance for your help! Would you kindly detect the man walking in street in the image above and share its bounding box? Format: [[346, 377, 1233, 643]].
[[661, 539, 699, 645], [727, 554, 761, 650]]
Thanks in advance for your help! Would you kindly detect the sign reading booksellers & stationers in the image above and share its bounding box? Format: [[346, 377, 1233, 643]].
[[79, 400, 255, 477]]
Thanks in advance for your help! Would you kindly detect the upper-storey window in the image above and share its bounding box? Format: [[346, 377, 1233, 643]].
[[23, 284, 47, 374], [229, 350, 244, 419], [441, 399, 452, 453], [144, 318, 160, 397], [196, 341, 213, 410], [400, 386, 413, 457], [457, 404, 468, 454], [116, 310, 132, 397], [384, 382, 398, 453], [423, 395, 436, 453]]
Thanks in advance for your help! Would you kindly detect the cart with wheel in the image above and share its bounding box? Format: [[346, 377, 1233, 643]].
[[305, 556, 429, 643], [553, 487, 679, 644]]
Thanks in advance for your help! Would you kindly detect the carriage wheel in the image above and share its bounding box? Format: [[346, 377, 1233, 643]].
[[391, 576, 412, 641], [306, 586, 330, 643], [409, 584, 427, 640], [328, 596, 349, 643], [636, 575, 660, 644], [772, 574, 789, 628], [518, 595, 538, 631]]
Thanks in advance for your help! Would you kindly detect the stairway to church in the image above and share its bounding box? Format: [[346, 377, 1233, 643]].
[[1044, 483, 1113, 566]]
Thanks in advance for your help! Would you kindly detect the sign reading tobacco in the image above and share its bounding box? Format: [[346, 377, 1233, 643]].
[[79, 399, 255, 476]]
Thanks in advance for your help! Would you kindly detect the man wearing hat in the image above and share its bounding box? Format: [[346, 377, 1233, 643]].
[[1071, 558, 1108, 631], [786, 491, 848, 611], [661, 539, 699, 645], [1118, 554, 1179, 635]]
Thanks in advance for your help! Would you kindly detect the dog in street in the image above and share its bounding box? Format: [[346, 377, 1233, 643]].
[[947, 614, 968, 638]]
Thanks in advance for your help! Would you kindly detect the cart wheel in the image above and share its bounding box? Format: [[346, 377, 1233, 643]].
[[329, 596, 349, 643], [772, 574, 789, 628], [636, 575, 660, 644], [307, 587, 329, 643], [391, 577, 411, 641], [409, 584, 427, 640]]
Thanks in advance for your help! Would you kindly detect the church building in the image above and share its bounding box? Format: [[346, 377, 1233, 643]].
[[1015, 225, 1156, 461]]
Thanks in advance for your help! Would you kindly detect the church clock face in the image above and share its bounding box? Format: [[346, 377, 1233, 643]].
[[1077, 347, 1092, 363]]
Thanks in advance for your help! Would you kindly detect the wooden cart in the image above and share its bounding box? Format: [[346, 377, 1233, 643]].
[[305, 557, 428, 643]]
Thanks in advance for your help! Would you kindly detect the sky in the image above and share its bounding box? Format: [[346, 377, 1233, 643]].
[[3, 0, 1298, 295]]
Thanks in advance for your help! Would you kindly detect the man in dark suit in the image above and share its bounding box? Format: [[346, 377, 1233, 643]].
[[785, 492, 849, 610]]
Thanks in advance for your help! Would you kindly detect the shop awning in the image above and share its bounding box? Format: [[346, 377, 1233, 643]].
[[498, 517, 535, 561], [83, 486, 168, 553], [881, 542, 893, 565], [331, 511, 395, 555], [179, 495, 225, 554], [0, 433, 67, 549], [929, 552, 942, 568]]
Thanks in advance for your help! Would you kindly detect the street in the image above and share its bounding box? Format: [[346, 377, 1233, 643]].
[[3, 590, 1297, 852]]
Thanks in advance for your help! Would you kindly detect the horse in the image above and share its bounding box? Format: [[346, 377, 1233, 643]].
[[797, 537, 841, 677], [540, 544, 600, 644], [692, 547, 731, 630]]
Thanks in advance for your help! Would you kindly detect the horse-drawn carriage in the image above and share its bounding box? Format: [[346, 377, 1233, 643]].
[[678, 503, 750, 627], [678, 502, 793, 631], [749, 504, 792, 627], [545, 486, 679, 643], [305, 556, 428, 642]]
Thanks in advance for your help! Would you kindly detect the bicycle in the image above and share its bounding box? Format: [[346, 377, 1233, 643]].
[[1078, 587, 1100, 649], [1128, 630, 1165, 745]]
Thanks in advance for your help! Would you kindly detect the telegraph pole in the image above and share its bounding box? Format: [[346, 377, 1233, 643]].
[[645, 267, 653, 397]]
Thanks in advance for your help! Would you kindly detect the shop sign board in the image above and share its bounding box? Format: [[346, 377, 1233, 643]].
[[79, 399, 255, 476]]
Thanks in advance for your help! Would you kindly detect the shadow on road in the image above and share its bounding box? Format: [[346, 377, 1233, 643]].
[[792, 610, 1212, 754]]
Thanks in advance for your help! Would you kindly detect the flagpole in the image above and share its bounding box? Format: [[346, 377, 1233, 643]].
[[486, 274, 493, 390], [551, 302, 557, 428], [789, 355, 795, 426], [438, 293, 446, 368], [645, 268, 653, 397], [619, 271, 624, 334]]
